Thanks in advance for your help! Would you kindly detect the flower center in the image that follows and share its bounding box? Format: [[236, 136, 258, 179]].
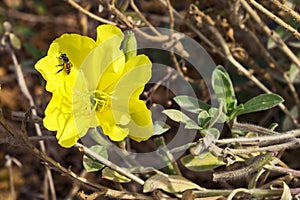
[[90, 90, 110, 111]]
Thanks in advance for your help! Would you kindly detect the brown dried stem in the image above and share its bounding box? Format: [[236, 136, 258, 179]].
[[65, 0, 117, 25], [188, 5, 298, 126], [246, 0, 300, 40], [3, 28, 57, 199], [241, 0, 300, 71], [129, 0, 161, 35], [271, 0, 300, 23]]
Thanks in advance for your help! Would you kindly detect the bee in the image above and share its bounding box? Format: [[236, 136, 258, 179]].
[[56, 53, 72, 75]]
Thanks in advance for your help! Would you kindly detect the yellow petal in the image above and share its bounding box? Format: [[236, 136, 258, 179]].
[[35, 34, 95, 92], [111, 55, 151, 112], [127, 99, 153, 141], [96, 24, 124, 45], [79, 39, 124, 92], [123, 54, 152, 74], [48, 34, 96, 69], [101, 124, 129, 141], [43, 99, 60, 131], [108, 55, 153, 141], [56, 116, 81, 148], [43, 92, 72, 131], [96, 108, 129, 141], [97, 53, 125, 92]]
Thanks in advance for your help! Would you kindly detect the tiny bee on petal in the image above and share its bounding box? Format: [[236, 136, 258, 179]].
[[56, 53, 73, 75]]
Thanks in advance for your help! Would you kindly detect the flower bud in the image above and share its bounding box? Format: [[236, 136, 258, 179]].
[[123, 31, 137, 61]]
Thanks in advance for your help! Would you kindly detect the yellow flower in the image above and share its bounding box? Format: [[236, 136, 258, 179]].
[[35, 25, 153, 147]]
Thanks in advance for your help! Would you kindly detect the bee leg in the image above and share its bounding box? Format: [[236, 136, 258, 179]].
[[56, 68, 64, 74]]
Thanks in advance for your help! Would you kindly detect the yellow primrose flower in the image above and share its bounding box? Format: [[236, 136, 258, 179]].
[[35, 24, 153, 147], [74, 26, 153, 144]]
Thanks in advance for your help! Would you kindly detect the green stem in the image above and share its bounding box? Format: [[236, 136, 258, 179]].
[[155, 137, 181, 175]]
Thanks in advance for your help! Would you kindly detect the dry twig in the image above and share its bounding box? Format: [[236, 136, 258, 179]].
[[246, 0, 300, 40]]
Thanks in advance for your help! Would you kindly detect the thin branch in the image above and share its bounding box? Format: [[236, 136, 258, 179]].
[[4, 31, 56, 200], [165, 0, 175, 32], [65, 170, 88, 200], [190, 6, 298, 126], [129, 0, 161, 35], [0, 113, 108, 192], [226, 140, 300, 155], [265, 164, 300, 178], [5, 155, 17, 200], [65, 0, 117, 25], [232, 121, 280, 135], [194, 187, 300, 198], [5, 9, 76, 25], [241, 0, 300, 71], [165, 0, 183, 79], [271, 0, 300, 23], [216, 128, 300, 145], [246, 0, 300, 40], [74, 143, 145, 185], [107, 3, 133, 28]]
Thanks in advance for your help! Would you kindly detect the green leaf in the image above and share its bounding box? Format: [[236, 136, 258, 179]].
[[212, 66, 237, 114], [268, 123, 278, 131], [143, 173, 204, 193], [173, 95, 211, 114], [230, 104, 244, 119], [181, 152, 225, 172], [236, 94, 284, 116], [9, 33, 21, 50], [83, 145, 108, 172], [163, 109, 199, 129], [102, 167, 131, 183], [201, 128, 220, 139], [153, 121, 170, 136], [289, 53, 300, 83], [208, 107, 228, 123], [197, 111, 211, 128], [248, 168, 266, 189]]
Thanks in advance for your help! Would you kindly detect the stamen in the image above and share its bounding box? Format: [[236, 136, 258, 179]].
[[90, 90, 110, 111]]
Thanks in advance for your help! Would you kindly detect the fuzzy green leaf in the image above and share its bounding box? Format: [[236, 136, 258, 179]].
[[102, 167, 131, 183], [212, 66, 237, 115], [236, 94, 284, 116], [173, 95, 211, 114], [143, 173, 204, 193], [197, 111, 211, 128], [83, 145, 108, 172], [153, 121, 170, 136], [163, 109, 199, 129], [181, 152, 225, 172]]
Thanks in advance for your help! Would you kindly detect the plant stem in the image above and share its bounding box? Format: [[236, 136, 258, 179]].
[[74, 143, 145, 185]]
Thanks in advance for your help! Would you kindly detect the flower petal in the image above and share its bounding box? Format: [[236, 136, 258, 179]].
[[35, 34, 95, 92], [48, 34, 96, 69], [56, 116, 81, 148], [96, 24, 124, 45], [109, 55, 153, 141], [96, 108, 129, 141], [111, 55, 151, 112], [79, 39, 124, 92], [43, 92, 72, 131], [127, 99, 153, 141]]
